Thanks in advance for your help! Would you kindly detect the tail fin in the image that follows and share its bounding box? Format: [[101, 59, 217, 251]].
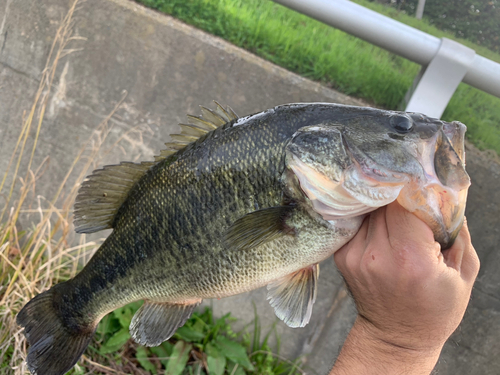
[[17, 286, 96, 375]]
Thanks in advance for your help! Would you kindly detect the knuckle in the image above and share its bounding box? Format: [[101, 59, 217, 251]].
[[469, 247, 481, 274]]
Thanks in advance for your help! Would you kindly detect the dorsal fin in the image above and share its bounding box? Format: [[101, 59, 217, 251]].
[[154, 101, 238, 162], [74, 161, 154, 233], [74, 102, 237, 234]]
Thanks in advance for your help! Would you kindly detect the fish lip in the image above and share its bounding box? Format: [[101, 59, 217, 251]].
[[442, 216, 464, 249], [397, 126, 469, 248]]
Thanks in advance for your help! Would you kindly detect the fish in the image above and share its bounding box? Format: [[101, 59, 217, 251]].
[[17, 102, 470, 375]]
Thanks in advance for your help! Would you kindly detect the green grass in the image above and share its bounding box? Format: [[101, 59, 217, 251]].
[[135, 0, 500, 155], [70, 302, 305, 374]]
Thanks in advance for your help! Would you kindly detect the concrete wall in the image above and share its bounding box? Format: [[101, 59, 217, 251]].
[[1, 0, 499, 374]]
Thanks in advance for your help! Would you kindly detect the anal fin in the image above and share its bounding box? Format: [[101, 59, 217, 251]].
[[267, 264, 319, 328], [130, 300, 201, 347]]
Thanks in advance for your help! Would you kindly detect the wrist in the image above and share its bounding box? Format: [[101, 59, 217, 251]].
[[330, 317, 443, 375], [354, 314, 446, 357]]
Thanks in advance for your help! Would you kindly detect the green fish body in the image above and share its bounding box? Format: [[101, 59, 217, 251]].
[[17, 102, 470, 375]]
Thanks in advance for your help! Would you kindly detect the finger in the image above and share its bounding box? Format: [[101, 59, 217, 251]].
[[334, 215, 370, 274], [384, 201, 439, 258], [442, 219, 470, 272], [455, 220, 480, 282], [441, 239, 464, 272], [365, 206, 388, 244]]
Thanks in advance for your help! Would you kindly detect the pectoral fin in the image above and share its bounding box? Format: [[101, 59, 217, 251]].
[[130, 300, 201, 347], [224, 206, 296, 251], [267, 264, 319, 328]]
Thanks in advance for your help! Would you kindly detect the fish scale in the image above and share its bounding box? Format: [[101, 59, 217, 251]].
[[70, 117, 292, 311], [17, 102, 470, 375]]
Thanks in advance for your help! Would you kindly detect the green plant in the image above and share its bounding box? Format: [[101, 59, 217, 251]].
[[83, 303, 305, 375], [371, 0, 500, 53]]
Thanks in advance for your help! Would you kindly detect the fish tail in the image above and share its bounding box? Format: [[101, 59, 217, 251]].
[[17, 284, 97, 375]]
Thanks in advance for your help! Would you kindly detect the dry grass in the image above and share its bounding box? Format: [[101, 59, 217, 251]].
[[0, 1, 149, 373]]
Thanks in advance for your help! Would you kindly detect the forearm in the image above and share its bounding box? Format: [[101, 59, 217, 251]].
[[329, 318, 442, 375]]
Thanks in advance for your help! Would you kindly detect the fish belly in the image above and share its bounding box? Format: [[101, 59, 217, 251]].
[[64, 213, 362, 322]]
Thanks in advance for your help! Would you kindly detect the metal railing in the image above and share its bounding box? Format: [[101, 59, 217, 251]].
[[273, 0, 500, 118]]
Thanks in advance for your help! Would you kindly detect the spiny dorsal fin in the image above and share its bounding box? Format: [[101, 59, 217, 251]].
[[75, 102, 238, 233], [74, 161, 154, 233], [154, 101, 238, 162]]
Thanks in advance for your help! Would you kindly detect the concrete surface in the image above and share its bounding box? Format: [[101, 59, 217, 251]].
[[1, 0, 499, 374]]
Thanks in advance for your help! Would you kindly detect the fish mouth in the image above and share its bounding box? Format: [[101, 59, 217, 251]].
[[396, 122, 470, 249]]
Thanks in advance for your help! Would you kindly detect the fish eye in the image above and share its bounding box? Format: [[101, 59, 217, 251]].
[[390, 116, 413, 133]]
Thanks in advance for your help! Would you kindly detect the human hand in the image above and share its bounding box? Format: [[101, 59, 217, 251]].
[[334, 201, 479, 355]]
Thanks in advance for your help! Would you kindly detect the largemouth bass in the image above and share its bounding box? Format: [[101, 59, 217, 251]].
[[18, 102, 470, 375]]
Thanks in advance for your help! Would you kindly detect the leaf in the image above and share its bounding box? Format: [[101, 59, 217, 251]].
[[150, 345, 170, 368], [226, 361, 246, 375], [70, 364, 85, 375], [111, 301, 142, 328], [206, 343, 226, 375], [136, 346, 157, 374], [191, 319, 206, 334], [174, 325, 206, 342], [96, 316, 109, 336], [215, 336, 255, 371], [162, 341, 174, 356], [114, 305, 134, 328], [107, 315, 122, 333], [99, 327, 130, 354], [197, 307, 213, 324], [165, 340, 192, 375]]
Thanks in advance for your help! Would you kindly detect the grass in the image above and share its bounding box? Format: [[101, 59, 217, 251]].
[[74, 302, 304, 375], [0, 1, 304, 374], [134, 0, 500, 155]]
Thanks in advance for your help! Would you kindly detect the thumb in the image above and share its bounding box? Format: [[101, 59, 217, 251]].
[[384, 201, 441, 259]]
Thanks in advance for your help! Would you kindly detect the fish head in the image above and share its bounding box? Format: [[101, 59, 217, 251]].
[[285, 109, 470, 249]]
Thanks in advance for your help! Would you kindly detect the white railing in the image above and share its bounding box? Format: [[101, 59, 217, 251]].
[[272, 0, 500, 118]]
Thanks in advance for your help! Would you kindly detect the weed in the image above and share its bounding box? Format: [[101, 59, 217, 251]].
[[83, 303, 305, 374]]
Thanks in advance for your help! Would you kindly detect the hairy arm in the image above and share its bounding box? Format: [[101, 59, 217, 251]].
[[330, 202, 480, 375]]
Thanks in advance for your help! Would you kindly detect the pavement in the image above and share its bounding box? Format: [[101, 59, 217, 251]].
[[1, 0, 499, 374]]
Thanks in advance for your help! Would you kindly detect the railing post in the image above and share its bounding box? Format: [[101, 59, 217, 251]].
[[405, 38, 476, 118]]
